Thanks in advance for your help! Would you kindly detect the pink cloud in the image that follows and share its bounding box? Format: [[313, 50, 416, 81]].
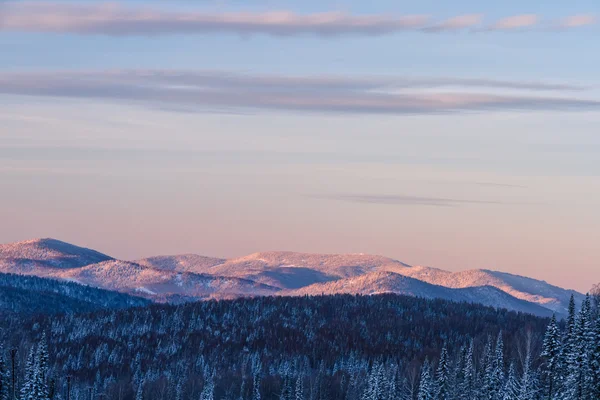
[[0, 3, 595, 36], [557, 15, 597, 28], [489, 14, 539, 30]]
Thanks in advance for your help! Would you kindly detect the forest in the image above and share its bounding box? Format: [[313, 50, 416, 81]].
[[0, 293, 598, 400]]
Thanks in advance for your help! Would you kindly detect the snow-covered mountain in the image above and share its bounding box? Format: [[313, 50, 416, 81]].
[[282, 271, 554, 317], [0, 239, 585, 317], [0, 272, 149, 315], [0, 238, 112, 272], [136, 254, 225, 274], [57, 260, 279, 301]]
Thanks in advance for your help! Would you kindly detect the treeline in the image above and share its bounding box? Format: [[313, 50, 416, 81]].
[[0, 293, 554, 399], [0, 273, 148, 315], [2, 292, 599, 399]]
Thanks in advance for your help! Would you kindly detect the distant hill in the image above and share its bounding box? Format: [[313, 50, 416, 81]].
[[0, 273, 149, 315], [56, 259, 280, 301], [136, 254, 225, 273], [0, 238, 112, 273], [283, 271, 554, 317], [0, 239, 585, 317]]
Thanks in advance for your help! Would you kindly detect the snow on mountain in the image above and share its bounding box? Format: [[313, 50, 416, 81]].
[[0, 239, 585, 316], [136, 254, 225, 273], [205, 251, 411, 289], [53, 260, 280, 301], [395, 267, 585, 316], [0, 272, 149, 315], [283, 271, 554, 317], [0, 238, 112, 273]]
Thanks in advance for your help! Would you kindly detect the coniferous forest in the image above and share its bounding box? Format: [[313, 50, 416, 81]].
[[0, 293, 598, 400]]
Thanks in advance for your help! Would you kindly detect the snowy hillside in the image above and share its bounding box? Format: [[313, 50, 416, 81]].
[[0, 239, 585, 316], [283, 271, 554, 316], [54, 260, 280, 301], [136, 254, 225, 273], [0, 238, 112, 272]]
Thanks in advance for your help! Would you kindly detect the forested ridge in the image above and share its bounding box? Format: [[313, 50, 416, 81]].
[[0, 273, 149, 316], [0, 293, 597, 399]]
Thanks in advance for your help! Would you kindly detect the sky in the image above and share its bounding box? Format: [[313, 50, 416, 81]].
[[1, 0, 599, 292]]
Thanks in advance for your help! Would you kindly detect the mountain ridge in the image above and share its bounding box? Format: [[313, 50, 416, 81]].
[[0, 238, 585, 317]]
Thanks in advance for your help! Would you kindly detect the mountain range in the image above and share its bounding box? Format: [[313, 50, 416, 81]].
[[0, 238, 586, 317]]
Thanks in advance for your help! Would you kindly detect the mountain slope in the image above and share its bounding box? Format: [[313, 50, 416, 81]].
[[205, 251, 411, 289], [395, 266, 584, 315], [136, 254, 225, 273], [284, 271, 554, 317], [0, 272, 149, 315], [0, 239, 584, 316], [0, 238, 112, 273], [56, 260, 280, 302]]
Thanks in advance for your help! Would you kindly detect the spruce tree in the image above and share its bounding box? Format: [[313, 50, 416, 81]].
[[564, 296, 593, 400], [591, 314, 600, 400], [517, 331, 537, 400], [460, 340, 476, 400], [491, 332, 504, 400], [435, 346, 450, 400], [417, 360, 434, 400], [541, 315, 561, 400], [200, 373, 214, 400], [0, 346, 9, 400], [252, 372, 261, 400], [295, 375, 304, 400], [20, 347, 35, 400], [135, 379, 144, 400], [502, 363, 518, 400]]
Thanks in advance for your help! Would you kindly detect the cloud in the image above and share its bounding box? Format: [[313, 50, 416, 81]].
[[557, 15, 597, 28], [0, 2, 430, 36], [319, 194, 506, 207], [0, 70, 597, 115], [424, 14, 483, 32], [0, 3, 596, 36], [489, 14, 539, 30]]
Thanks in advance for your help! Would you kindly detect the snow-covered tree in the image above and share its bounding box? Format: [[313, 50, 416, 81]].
[[417, 360, 434, 400], [0, 346, 9, 400], [200, 373, 214, 400], [295, 375, 304, 400], [517, 331, 537, 400], [435, 345, 450, 400], [502, 363, 518, 400], [541, 315, 561, 399], [252, 372, 261, 400], [459, 341, 476, 400]]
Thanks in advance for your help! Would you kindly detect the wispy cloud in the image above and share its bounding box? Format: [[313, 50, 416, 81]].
[[424, 14, 483, 32], [556, 14, 597, 28], [319, 194, 507, 207], [489, 14, 539, 30], [0, 3, 596, 36], [0, 70, 597, 115]]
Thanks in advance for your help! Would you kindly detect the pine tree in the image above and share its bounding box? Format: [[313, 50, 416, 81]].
[[459, 340, 476, 400], [590, 313, 600, 400], [517, 332, 537, 400], [491, 332, 504, 400], [135, 379, 144, 400], [435, 345, 450, 400], [417, 360, 434, 400], [502, 363, 518, 400], [21, 347, 35, 400], [541, 315, 561, 400], [200, 373, 214, 400], [252, 372, 261, 400], [564, 296, 593, 400], [480, 336, 494, 400], [295, 375, 304, 400], [0, 346, 9, 400]]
